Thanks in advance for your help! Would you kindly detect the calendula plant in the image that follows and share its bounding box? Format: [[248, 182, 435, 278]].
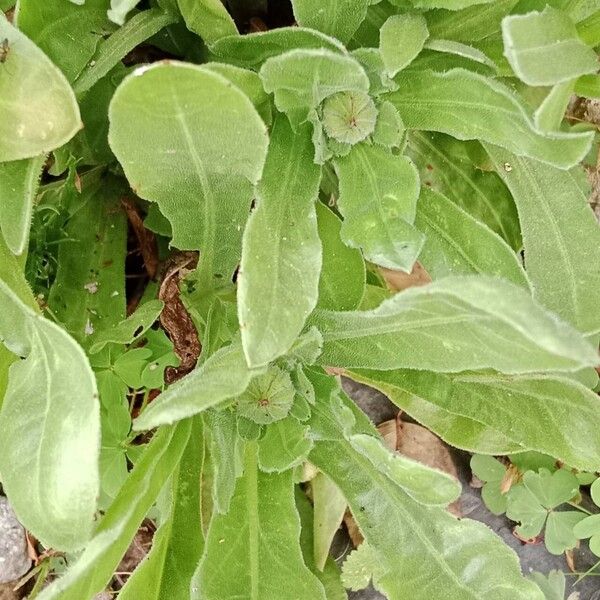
[[1, 0, 600, 598]]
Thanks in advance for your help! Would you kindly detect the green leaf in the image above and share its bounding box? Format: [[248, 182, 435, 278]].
[[502, 7, 598, 86], [119, 417, 204, 600], [533, 80, 576, 132], [470, 455, 509, 514], [0, 156, 45, 255], [193, 442, 327, 600], [574, 73, 600, 98], [133, 341, 256, 430], [47, 176, 127, 344], [322, 91, 378, 145], [204, 408, 243, 513], [310, 276, 598, 373], [0, 15, 81, 161], [348, 369, 600, 470], [309, 409, 543, 599], [334, 144, 424, 271], [485, 146, 600, 336], [108, 62, 268, 287], [258, 415, 313, 472], [379, 14, 429, 76], [407, 132, 521, 251], [387, 68, 593, 169], [238, 116, 322, 368], [544, 511, 585, 555], [73, 7, 177, 94], [423, 38, 498, 71], [350, 433, 461, 506], [107, 0, 142, 25], [210, 27, 345, 70], [177, 0, 238, 44], [259, 49, 369, 127], [312, 472, 346, 571], [37, 422, 191, 600], [236, 365, 296, 425], [415, 187, 529, 286], [16, 0, 115, 83], [295, 487, 348, 599], [89, 300, 164, 354], [341, 543, 380, 592], [412, 0, 495, 8], [291, 0, 371, 44], [0, 279, 99, 551], [316, 202, 365, 311]]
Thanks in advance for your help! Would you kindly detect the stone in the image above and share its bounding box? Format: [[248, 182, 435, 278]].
[[0, 498, 30, 584]]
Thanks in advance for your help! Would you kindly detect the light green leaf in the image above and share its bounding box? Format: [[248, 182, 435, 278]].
[[193, 442, 327, 600], [372, 100, 405, 148], [258, 416, 313, 472], [502, 7, 598, 86], [134, 342, 256, 430], [16, 0, 115, 83], [177, 0, 237, 44], [107, 0, 141, 25], [387, 68, 593, 169], [322, 91, 378, 145], [380, 14, 429, 77], [485, 145, 600, 336], [238, 116, 322, 368], [312, 472, 346, 571], [415, 187, 529, 286], [311, 275, 598, 373], [350, 433, 461, 506], [529, 570, 567, 600], [47, 176, 127, 344], [210, 27, 345, 70], [341, 543, 380, 592], [407, 131, 521, 251], [521, 469, 580, 509], [412, 0, 495, 8], [316, 202, 365, 311], [259, 49, 369, 127], [295, 487, 348, 600], [309, 412, 543, 599], [533, 80, 576, 132], [574, 73, 600, 98], [73, 7, 177, 94], [0, 15, 81, 161], [0, 156, 45, 255], [334, 144, 424, 271], [423, 38, 498, 70], [0, 279, 99, 551], [37, 422, 191, 600], [470, 455, 509, 515], [108, 62, 268, 287], [119, 418, 203, 600], [89, 300, 164, 354], [348, 369, 600, 470], [291, 0, 371, 44], [204, 408, 243, 513]]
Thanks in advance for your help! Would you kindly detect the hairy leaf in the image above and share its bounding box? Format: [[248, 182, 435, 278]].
[[177, 0, 238, 43], [108, 62, 268, 287], [239, 116, 322, 368], [0, 156, 45, 255], [348, 369, 600, 471], [415, 187, 529, 286], [486, 145, 600, 336], [133, 342, 256, 430], [310, 276, 599, 373], [193, 442, 326, 599], [334, 144, 424, 272], [379, 13, 429, 76], [260, 49, 369, 126], [0, 16, 81, 161], [119, 418, 203, 600], [387, 68, 593, 169], [502, 7, 598, 86], [37, 422, 191, 600], [210, 27, 345, 70], [258, 416, 313, 472], [0, 279, 99, 551], [291, 0, 371, 44]]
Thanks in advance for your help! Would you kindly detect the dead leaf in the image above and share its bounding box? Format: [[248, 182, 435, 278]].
[[512, 530, 541, 545], [379, 262, 431, 292], [158, 252, 201, 383], [565, 548, 576, 573], [343, 509, 364, 547], [499, 464, 521, 494], [121, 197, 159, 280]]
